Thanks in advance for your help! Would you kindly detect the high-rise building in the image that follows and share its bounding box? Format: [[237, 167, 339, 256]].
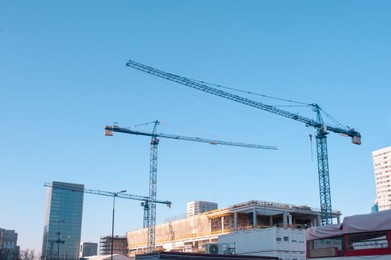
[[0, 229, 20, 260], [373, 146, 391, 211], [41, 181, 84, 260], [186, 201, 218, 217]]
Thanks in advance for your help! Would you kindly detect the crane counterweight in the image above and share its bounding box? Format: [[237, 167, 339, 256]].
[[352, 135, 361, 145], [105, 127, 114, 136]]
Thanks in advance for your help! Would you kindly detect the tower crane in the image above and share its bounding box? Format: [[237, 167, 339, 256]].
[[105, 121, 276, 252], [45, 182, 171, 254], [124, 59, 362, 225], [44, 182, 171, 207], [44, 182, 171, 239]]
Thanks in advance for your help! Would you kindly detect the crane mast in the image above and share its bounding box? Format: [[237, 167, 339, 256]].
[[105, 121, 276, 251], [148, 121, 159, 253], [124, 59, 361, 225]]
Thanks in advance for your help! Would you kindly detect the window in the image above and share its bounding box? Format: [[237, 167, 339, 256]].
[[347, 231, 388, 250], [311, 237, 343, 251], [308, 236, 344, 258]]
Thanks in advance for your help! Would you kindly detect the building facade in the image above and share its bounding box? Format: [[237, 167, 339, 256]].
[[187, 201, 218, 217], [373, 146, 391, 211], [80, 242, 98, 258], [41, 181, 84, 260], [0, 229, 19, 260]]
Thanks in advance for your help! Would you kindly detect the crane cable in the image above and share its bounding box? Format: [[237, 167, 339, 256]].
[[191, 78, 310, 106], [193, 78, 350, 131]]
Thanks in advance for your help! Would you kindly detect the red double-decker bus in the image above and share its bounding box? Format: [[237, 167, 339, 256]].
[[306, 210, 391, 259]]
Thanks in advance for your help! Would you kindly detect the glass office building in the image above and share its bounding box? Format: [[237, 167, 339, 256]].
[[41, 181, 84, 260]]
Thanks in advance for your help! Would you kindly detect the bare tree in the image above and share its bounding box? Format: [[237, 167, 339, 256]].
[[19, 249, 39, 260]]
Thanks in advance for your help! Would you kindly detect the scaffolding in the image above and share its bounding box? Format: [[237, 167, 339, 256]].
[[100, 236, 127, 255]]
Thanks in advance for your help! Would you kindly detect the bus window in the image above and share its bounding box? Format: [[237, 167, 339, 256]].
[[308, 236, 344, 258], [347, 231, 388, 250]]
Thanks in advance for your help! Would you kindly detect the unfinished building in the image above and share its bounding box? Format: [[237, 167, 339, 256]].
[[100, 236, 128, 255], [127, 200, 341, 258]]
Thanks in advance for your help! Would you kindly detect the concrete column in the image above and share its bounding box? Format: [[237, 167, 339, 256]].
[[252, 207, 257, 227], [221, 216, 224, 233], [269, 216, 273, 226], [283, 212, 288, 228], [234, 212, 237, 231], [288, 213, 292, 227]]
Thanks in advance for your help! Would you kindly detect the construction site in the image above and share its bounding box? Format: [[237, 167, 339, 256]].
[[126, 200, 341, 260], [100, 60, 360, 260], [40, 57, 365, 260]]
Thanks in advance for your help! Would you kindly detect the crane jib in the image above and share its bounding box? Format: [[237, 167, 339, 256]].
[[127, 60, 318, 127], [43, 183, 171, 206], [104, 126, 277, 150], [125, 60, 361, 144]]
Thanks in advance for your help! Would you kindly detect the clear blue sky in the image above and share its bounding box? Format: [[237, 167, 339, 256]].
[[1, 0, 391, 254]]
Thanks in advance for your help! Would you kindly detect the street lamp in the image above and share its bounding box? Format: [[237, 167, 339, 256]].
[[50, 219, 65, 260], [65, 236, 70, 260], [111, 190, 127, 260]]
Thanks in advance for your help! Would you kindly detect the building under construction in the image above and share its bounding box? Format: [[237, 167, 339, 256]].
[[100, 235, 128, 255], [127, 200, 341, 260]]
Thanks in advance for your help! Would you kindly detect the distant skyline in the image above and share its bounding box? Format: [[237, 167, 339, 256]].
[[1, 0, 391, 253]]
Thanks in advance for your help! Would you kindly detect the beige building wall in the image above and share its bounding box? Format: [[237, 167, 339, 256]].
[[127, 214, 213, 253], [373, 146, 391, 211]]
